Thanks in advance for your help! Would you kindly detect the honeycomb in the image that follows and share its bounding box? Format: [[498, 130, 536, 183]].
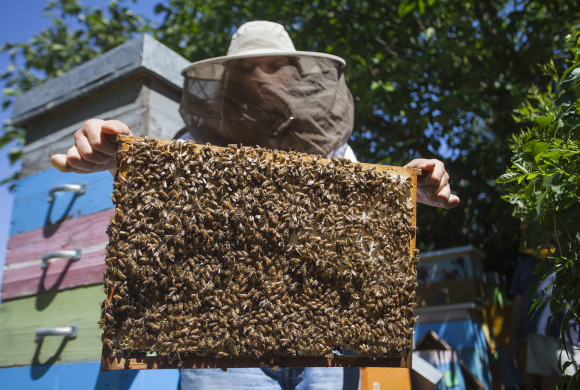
[[101, 136, 418, 367]]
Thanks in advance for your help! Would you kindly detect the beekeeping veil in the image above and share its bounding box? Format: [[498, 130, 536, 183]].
[[180, 21, 354, 156]]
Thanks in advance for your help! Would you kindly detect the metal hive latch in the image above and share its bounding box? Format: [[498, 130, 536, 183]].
[[35, 324, 78, 343], [41, 248, 82, 269], [47, 183, 86, 202]]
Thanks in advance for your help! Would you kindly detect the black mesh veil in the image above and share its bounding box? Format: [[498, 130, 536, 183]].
[[179, 55, 354, 156]]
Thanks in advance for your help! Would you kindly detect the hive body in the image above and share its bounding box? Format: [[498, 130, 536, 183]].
[[101, 136, 419, 369]]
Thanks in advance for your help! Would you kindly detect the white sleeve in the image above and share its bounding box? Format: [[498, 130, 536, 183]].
[[178, 132, 194, 141], [326, 143, 358, 162]]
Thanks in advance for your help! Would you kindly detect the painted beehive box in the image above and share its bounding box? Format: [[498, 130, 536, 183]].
[[101, 135, 420, 370], [0, 35, 193, 388]]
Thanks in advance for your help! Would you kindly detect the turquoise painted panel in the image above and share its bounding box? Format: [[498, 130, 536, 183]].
[[458, 348, 493, 390], [10, 169, 114, 236], [413, 320, 492, 390], [0, 362, 180, 389], [413, 319, 488, 350]]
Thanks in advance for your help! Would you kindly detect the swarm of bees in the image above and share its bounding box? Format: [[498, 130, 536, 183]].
[[101, 137, 418, 366]]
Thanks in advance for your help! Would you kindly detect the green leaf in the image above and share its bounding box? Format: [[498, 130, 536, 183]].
[[8, 147, 22, 165], [418, 0, 426, 14], [525, 141, 550, 163], [398, 0, 416, 17], [533, 115, 555, 130], [496, 172, 524, 183]]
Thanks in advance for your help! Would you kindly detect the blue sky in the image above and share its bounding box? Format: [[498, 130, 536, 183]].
[[0, 0, 160, 287]]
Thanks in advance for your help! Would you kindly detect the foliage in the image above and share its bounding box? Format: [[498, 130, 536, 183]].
[[1, 0, 579, 271], [497, 31, 580, 383], [131, 0, 580, 271]]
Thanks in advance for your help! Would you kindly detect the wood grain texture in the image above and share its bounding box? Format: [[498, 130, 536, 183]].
[[9, 168, 114, 236], [102, 353, 408, 371], [0, 285, 105, 368], [2, 209, 113, 300]]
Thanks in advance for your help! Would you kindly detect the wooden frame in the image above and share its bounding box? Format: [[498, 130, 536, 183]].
[[101, 135, 420, 370]]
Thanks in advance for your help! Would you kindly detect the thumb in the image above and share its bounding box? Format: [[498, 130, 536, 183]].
[[50, 153, 74, 172]]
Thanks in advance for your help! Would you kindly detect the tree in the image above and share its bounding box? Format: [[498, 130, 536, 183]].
[[2, 0, 579, 272], [498, 31, 579, 383], [150, 0, 578, 273]]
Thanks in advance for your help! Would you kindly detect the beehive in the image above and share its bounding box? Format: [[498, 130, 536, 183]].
[[100, 135, 420, 370]]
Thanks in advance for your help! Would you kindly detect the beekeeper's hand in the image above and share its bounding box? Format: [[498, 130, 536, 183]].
[[50, 119, 132, 175], [404, 159, 460, 209]]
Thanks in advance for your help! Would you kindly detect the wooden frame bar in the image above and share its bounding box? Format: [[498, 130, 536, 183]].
[[101, 352, 410, 370]]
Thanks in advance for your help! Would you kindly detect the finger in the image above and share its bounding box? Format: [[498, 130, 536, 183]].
[[404, 158, 435, 170], [425, 160, 446, 186], [418, 170, 449, 194], [436, 184, 452, 206], [417, 168, 448, 194], [417, 184, 440, 199], [406, 159, 444, 186], [101, 120, 132, 136], [84, 126, 118, 156], [417, 184, 447, 208], [447, 194, 461, 208], [50, 152, 98, 174], [50, 153, 75, 173], [75, 132, 114, 164], [417, 183, 460, 209], [433, 186, 460, 209], [65, 145, 99, 172], [83, 119, 131, 155], [436, 170, 450, 192]]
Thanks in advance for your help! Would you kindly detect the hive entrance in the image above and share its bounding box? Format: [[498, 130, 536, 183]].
[[101, 135, 419, 370]]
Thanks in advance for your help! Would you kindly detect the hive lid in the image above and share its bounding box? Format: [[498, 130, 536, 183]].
[[11, 34, 190, 127]]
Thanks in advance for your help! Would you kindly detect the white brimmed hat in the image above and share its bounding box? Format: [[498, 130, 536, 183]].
[[181, 21, 346, 79]]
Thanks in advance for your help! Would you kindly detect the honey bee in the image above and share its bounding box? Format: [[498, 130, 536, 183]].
[[114, 269, 126, 280]]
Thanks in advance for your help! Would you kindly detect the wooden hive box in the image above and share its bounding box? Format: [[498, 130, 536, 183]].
[[101, 135, 421, 370], [0, 35, 191, 388]]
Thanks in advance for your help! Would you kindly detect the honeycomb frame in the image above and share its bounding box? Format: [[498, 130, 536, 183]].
[[100, 135, 420, 370]]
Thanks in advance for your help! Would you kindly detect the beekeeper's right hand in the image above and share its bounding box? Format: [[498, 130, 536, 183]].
[[50, 119, 133, 175]]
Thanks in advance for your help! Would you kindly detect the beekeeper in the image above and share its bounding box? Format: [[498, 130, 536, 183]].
[[51, 20, 459, 211], [51, 22, 459, 386]]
